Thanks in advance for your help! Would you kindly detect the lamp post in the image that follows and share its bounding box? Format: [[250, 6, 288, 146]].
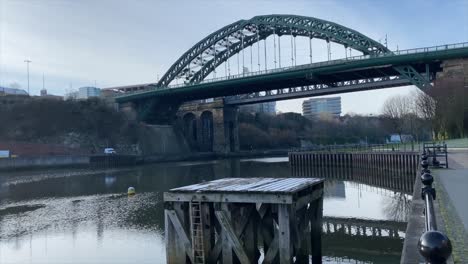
[[24, 59, 32, 95]]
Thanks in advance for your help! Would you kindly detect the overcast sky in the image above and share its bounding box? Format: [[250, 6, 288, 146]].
[[1, 0, 467, 114]]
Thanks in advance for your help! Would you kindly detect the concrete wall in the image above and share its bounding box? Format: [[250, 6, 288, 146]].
[[0, 156, 90, 170], [136, 124, 190, 155]]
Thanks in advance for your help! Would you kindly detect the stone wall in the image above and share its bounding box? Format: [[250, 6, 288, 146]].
[[177, 99, 239, 153], [0, 156, 90, 170], [436, 59, 468, 87]]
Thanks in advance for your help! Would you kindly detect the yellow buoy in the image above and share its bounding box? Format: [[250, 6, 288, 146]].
[[127, 187, 136, 196]]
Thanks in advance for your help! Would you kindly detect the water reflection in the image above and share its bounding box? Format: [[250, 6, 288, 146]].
[[0, 157, 413, 263]]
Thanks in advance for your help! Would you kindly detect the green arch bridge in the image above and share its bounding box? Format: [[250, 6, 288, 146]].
[[109, 15, 468, 152], [112, 15, 468, 122]]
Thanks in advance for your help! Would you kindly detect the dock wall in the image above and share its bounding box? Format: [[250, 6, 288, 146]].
[[289, 152, 420, 176]]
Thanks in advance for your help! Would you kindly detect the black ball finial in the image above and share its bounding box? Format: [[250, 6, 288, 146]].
[[420, 168, 431, 175], [421, 173, 434, 186], [421, 160, 429, 169], [418, 231, 452, 263], [421, 154, 428, 161]]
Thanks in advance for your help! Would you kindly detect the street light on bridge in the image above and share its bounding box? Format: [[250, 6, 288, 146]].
[[24, 59, 32, 95]]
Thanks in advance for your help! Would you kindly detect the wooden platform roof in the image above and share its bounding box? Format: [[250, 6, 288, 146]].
[[169, 178, 323, 194]]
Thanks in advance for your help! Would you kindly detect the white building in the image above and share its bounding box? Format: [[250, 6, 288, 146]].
[[78, 86, 101, 99], [302, 97, 341, 118]]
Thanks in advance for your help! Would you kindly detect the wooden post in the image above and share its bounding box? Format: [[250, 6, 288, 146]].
[[201, 202, 214, 260], [174, 202, 189, 262], [243, 205, 258, 262], [294, 206, 310, 263], [310, 198, 323, 264], [165, 208, 180, 263], [221, 203, 233, 264], [278, 204, 291, 264]]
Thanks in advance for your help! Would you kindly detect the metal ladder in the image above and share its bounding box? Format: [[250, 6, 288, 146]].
[[190, 201, 205, 264]]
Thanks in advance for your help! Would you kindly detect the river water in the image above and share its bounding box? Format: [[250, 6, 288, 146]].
[[0, 157, 413, 263]]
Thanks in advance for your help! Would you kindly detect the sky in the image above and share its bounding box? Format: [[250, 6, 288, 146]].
[[0, 0, 467, 115]]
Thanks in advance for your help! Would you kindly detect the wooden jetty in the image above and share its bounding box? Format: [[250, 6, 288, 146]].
[[164, 177, 324, 264]]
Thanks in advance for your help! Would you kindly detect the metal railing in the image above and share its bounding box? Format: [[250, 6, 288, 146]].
[[417, 154, 452, 263], [423, 142, 448, 168], [120, 41, 468, 96], [290, 142, 421, 153], [167, 42, 468, 88]]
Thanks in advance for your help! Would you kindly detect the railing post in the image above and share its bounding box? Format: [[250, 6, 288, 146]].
[[418, 153, 452, 263]]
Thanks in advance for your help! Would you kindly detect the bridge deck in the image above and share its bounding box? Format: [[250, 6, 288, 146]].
[[116, 42, 468, 103]]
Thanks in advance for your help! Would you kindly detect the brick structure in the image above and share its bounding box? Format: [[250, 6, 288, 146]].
[[436, 59, 468, 88], [177, 99, 239, 153]]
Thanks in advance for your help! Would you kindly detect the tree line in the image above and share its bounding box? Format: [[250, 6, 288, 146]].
[[0, 97, 138, 152], [239, 78, 467, 151]]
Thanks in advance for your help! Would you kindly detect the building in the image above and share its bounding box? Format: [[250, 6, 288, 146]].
[[39, 89, 63, 100], [78, 86, 101, 99], [237, 67, 276, 114], [240, 101, 276, 114], [0, 86, 28, 96], [302, 97, 341, 118], [65, 91, 79, 100]]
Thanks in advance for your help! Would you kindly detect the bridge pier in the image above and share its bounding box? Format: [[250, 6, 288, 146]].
[[177, 99, 239, 153]]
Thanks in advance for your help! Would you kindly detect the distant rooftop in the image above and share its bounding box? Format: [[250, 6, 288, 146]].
[[0, 86, 29, 96]]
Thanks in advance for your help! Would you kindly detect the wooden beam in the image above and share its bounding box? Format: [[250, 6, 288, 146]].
[[201, 202, 214, 259], [221, 204, 233, 264], [215, 210, 251, 264], [263, 231, 279, 264], [278, 204, 292, 264], [295, 207, 310, 263], [207, 239, 222, 263], [207, 202, 253, 263], [164, 192, 293, 204], [174, 202, 189, 263], [166, 209, 195, 263], [261, 209, 274, 255], [165, 209, 180, 263], [294, 187, 323, 210], [257, 203, 268, 219], [243, 205, 258, 262], [310, 199, 323, 264]]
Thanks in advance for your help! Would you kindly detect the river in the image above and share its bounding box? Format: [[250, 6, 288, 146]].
[[0, 157, 412, 263]]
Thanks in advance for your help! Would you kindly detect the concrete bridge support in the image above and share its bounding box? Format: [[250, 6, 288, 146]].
[[177, 99, 239, 153]]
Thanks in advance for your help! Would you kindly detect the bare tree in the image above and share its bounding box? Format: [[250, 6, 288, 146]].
[[412, 90, 436, 139], [413, 90, 436, 120], [381, 95, 413, 141]]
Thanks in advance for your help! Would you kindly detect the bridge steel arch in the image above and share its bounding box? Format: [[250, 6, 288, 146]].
[[158, 14, 390, 87]]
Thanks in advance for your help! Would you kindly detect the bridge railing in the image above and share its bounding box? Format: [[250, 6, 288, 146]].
[[116, 41, 468, 98], [163, 42, 468, 89], [417, 154, 452, 263]]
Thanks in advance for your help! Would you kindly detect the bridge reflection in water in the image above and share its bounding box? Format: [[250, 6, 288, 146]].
[[290, 159, 414, 263]]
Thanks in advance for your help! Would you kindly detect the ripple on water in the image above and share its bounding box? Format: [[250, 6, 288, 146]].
[[0, 204, 46, 217], [0, 192, 161, 241]]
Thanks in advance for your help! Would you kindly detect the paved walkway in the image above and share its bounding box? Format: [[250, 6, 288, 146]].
[[435, 150, 468, 263], [438, 150, 468, 230]]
